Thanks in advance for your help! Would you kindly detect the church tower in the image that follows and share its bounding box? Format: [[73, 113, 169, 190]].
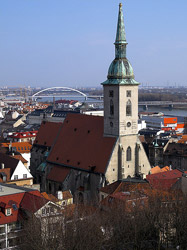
[[102, 3, 139, 137], [102, 3, 151, 179]]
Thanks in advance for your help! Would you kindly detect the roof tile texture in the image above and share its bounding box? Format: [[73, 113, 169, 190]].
[[34, 121, 63, 147], [47, 114, 117, 174]]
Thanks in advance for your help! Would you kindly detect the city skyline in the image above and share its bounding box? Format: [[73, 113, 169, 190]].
[[0, 0, 187, 87]]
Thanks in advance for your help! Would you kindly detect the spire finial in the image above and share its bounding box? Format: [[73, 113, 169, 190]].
[[115, 2, 127, 44]]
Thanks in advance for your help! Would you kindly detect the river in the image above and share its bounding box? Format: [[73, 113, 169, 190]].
[[138, 106, 187, 117]]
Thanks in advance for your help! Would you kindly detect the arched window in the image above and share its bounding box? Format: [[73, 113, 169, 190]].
[[110, 100, 114, 115], [126, 146, 131, 161], [126, 99, 132, 116]]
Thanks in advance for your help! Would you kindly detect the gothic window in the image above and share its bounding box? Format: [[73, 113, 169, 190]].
[[126, 90, 131, 97], [126, 146, 131, 161], [109, 90, 113, 97], [110, 100, 114, 115], [126, 99, 132, 116]]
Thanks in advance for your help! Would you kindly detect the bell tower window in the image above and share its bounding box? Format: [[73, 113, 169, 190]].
[[126, 146, 131, 161], [126, 100, 132, 116], [110, 100, 114, 115], [109, 90, 114, 97], [126, 90, 131, 97]]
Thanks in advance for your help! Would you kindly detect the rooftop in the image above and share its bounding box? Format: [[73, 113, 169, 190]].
[[47, 113, 117, 174]]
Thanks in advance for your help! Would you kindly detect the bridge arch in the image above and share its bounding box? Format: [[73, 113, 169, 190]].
[[32, 87, 87, 99]]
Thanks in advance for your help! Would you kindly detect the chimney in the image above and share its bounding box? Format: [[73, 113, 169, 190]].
[[57, 191, 63, 200], [9, 141, 12, 152], [1, 163, 4, 169]]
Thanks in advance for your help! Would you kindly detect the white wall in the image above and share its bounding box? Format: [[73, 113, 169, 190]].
[[11, 161, 33, 180], [21, 152, 31, 170]]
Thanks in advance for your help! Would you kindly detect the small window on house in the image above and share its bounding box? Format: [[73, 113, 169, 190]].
[[21, 147, 23, 150], [25, 147, 26, 150], [23, 174, 27, 179], [109, 90, 113, 97], [6, 208, 11, 216], [126, 90, 131, 97], [18, 147, 20, 150], [46, 207, 50, 214], [110, 100, 114, 115], [42, 209, 45, 215], [3, 176, 6, 182], [126, 147, 131, 161], [50, 207, 54, 213], [14, 175, 18, 180]]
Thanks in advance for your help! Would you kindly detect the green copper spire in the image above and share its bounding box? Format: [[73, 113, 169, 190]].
[[101, 3, 139, 86], [115, 3, 127, 45]]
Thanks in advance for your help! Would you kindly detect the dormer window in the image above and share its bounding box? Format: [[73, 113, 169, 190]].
[[6, 208, 11, 216]]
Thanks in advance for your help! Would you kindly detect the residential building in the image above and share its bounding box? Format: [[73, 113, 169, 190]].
[[0, 152, 33, 186], [0, 142, 32, 168], [142, 115, 184, 133], [146, 169, 183, 191], [163, 142, 187, 171], [0, 184, 48, 249]]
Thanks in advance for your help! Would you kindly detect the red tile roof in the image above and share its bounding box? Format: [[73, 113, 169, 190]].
[[55, 100, 78, 104], [62, 190, 73, 200], [146, 169, 183, 191], [47, 114, 117, 174], [47, 165, 70, 182], [101, 181, 151, 196], [0, 193, 25, 225], [100, 180, 121, 195], [41, 192, 59, 202], [151, 166, 170, 175], [0, 142, 32, 153], [10, 154, 28, 164], [147, 169, 182, 180], [0, 190, 47, 225], [0, 168, 11, 182], [20, 192, 48, 213], [34, 121, 63, 147], [0, 152, 19, 175], [10, 131, 38, 139]]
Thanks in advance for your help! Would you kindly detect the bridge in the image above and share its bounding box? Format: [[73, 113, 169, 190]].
[[31, 87, 103, 101], [30, 87, 187, 109], [139, 101, 187, 110], [139, 101, 187, 106]]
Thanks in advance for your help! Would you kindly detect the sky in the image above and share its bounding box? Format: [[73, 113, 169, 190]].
[[0, 0, 187, 88]]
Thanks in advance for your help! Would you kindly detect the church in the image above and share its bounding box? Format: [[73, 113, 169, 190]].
[[30, 3, 151, 203]]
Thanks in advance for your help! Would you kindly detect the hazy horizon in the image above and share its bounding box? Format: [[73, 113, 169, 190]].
[[1, 0, 187, 88]]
